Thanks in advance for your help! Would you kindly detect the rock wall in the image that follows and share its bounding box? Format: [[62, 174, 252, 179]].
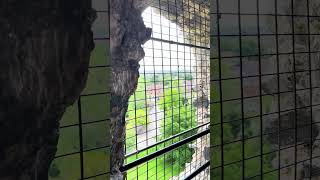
[[152, 0, 210, 46], [262, 0, 320, 179], [0, 1, 95, 180], [110, 0, 151, 179]]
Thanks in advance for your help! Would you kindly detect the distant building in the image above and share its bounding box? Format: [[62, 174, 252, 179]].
[[147, 84, 163, 100]]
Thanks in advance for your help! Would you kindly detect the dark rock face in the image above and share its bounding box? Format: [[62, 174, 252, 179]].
[[266, 110, 319, 146], [0, 1, 95, 180], [110, 0, 151, 179]]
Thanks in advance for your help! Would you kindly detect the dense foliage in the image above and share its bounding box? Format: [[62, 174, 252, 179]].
[[124, 73, 197, 179], [159, 80, 197, 167]]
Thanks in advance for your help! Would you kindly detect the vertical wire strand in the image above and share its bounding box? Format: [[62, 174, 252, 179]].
[[157, 0, 167, 177], [290, 0, 298, 179], [256, 0, 264, 178], [215, 0, 224, 179], [149, 7, 159, 180], [307, 0, 313, 179], [237, 0, 245, 179], [166, 0, 175, 176], [142, 51, 149, 179], [188, 0, 193, 175], [78, 98, 84, 180], [192, 0, 199, 175], [182, 0, 189, 177], [274, 0, 282, 179], [174, 0, 182, 176]]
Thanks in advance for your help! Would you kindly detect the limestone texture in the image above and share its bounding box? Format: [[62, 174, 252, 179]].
[[262, 0, 320, 179], [110, 0, 151, 179]]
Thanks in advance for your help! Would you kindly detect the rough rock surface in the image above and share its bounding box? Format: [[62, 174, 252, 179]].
[[110, 0, 151, 179], [0, 1, 95, 180], [152, 0, 210, 46], [262, 0, 320, 179]]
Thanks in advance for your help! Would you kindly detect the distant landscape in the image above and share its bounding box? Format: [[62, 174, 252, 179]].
[[125, 72, 196, 179]]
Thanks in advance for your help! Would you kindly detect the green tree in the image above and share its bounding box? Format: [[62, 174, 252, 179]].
[[159, 80, 197, 167]]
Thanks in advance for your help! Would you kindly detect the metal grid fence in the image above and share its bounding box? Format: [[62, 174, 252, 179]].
[[211, 0, 320, 179], [123, 1, 210, 180], [49, 0, 111, 180]]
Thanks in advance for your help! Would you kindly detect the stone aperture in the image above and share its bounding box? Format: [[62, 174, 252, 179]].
[[109, 0, 210, 179]]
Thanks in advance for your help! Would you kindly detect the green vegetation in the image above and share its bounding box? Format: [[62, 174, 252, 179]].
[[126, 77, 150, 153], [125, 74, 196, 180], [159, 80, 196, 167]]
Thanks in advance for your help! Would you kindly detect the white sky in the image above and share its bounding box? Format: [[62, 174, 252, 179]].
[[140, 7, 196, 73]]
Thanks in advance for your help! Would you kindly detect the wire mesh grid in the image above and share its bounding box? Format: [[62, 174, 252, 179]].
[[211, 0, 320, 179], [124, 0, 210, 179], [49, 1, 111, 180]]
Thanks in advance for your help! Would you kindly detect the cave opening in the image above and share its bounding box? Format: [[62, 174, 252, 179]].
[[123, 4, 210, 180]]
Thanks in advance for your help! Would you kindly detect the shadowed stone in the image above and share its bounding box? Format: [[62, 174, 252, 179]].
[[0, 1, 95, 179]]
